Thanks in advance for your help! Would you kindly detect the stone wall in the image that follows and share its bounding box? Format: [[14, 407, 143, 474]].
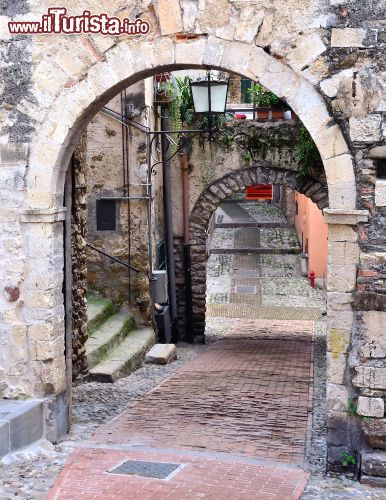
[[71, 133, 88, 380]]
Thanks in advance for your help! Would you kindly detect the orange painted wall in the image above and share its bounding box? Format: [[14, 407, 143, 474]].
[[294, 193, 328, 279]]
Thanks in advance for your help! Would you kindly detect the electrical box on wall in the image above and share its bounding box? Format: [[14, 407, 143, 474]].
[[152, 270, 168, 304]]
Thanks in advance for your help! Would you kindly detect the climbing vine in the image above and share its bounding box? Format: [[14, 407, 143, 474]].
[[295, 125, 323, 177]]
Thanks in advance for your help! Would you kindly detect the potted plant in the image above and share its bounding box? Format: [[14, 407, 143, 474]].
[[155, 73, 170, 83], [154, 80, 173, 105], [247, 83, 289, 120]]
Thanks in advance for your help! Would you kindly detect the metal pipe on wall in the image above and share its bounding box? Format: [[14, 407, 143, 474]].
[[161, 109, 178, 340], [180, 151, 193, 342]]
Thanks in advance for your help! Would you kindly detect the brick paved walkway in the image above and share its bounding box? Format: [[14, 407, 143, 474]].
[[49, 319, 313, 499]]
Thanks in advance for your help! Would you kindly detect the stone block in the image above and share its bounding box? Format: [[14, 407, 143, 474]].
[[361, 476, 386, 488], [175, 37, 205, 66], [327, 352, 346, 384], [369, 145, 386, 158], [320, 69, 354, 98], [358, 396, 384, 418], [326, 383, 350, 415], [181, 0, 198, 31], [361, 342, 386, 359], [363, 311, 386, 353], [327, 264, 357, 292], [331, 28, 366, 48], [353, 367, 386, 390], [0, 143, 29, 167], [360, 252, 386, 266], [8, 400, 44, 453], [287, 33, 326, 71], [324, 209, 369, 225], [327, 329, 351, 355], [0, 420, 10, 457], [327, 292, 353, 311], [328, 241, 359, 266], [375, 180, 386, 207], [158, 0, 183, 35], [145, 344, 177, 364], [328, 310, 354, 333], [349, 115, 382, 143], [362, 418, 386, 449], [328, 224, 358, 243], [314, 125, 349, 160], [361, 451, 386, 477], [234, 6, 264, 44]]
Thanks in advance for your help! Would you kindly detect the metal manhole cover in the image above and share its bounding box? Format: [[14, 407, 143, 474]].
[[235, 285, 257, 294], [108, 460, 184, 480], [236, 270, 259, 278]]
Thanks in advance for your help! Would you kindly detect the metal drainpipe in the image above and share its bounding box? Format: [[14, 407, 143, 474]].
[[180, 149, 193, 342], [161, 109, 179, 341]]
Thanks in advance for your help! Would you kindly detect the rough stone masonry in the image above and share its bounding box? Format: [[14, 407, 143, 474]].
[[0, 0, 385, 474]]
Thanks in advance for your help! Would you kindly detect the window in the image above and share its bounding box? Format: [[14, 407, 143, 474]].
[[241, 78, 252, 103], [96, 199, 116, 231]]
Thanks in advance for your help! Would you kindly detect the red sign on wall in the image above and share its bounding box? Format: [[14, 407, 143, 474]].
[[245, 184, 273, 200]]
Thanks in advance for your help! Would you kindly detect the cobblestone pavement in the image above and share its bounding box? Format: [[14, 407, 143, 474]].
[[50, 319, 313, 499], [206, 202, 326, 317]]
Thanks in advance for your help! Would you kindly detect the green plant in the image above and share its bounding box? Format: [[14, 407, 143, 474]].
[[247, 83, 280, 107], [219, 133, 234, 148], [175, 76, 194, 124], [295, 125, 322, 177], [242, 150, 252, 163], [347, 397, 358, 417], [341, 451, 356, 467]]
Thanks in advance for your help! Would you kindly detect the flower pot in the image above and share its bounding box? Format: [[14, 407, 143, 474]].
[[271, 109, 284, 119], [255, 107, 269, 119], [155, 73, 170, 83]]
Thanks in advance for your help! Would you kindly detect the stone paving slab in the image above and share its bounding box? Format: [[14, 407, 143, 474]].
[[48, 448, 309, 500]]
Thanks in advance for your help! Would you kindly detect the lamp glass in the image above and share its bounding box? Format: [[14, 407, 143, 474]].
[[210, 81, 228, 113], [190, 83, 209, 113], [190, 78, 228, 114]]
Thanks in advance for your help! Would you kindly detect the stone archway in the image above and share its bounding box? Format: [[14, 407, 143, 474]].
[[19, 37, 357, 406], [3, 29, 369, 463], [187, 165, 328, 341]]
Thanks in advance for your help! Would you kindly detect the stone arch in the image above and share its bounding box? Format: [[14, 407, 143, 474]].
[[18, 34, 360, 428], [188, 165, 328, 341], [26, 36, 355, 212]]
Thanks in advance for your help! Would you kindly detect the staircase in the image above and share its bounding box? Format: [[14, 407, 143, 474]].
[[86, 296, 155, 382]]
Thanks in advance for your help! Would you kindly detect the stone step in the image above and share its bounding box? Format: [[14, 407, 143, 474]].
[[86, 311, 136, 369], [89, 327, 155, 383], [87, 296, 115, 333], [0, 400, 44, 458]]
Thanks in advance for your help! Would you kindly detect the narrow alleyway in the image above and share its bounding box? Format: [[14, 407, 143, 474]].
[[49, 318, 312, 499], [49, 199, 319, 499]]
